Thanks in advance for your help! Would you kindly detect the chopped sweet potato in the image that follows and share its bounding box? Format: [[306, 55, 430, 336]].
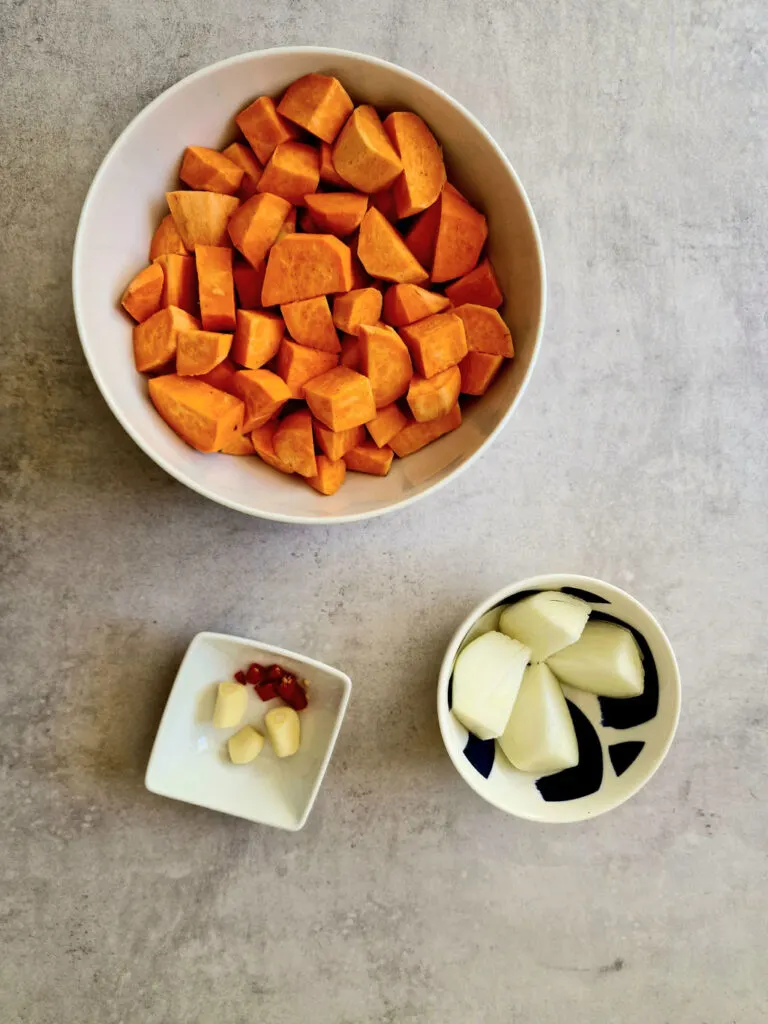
[[273, 409, 317, 477], [313, 421, 365, 461], [381, 283, 450, 327], [459, 351, 504, 395], [251, 421, 294, 473], [403, 199, 440, 268], [121, 263, 164, 323], [257, 141, 320, 205], [276, 206, 297, 242], [180, 146, 244, 195], [276, 338, 338, 398], [357, 208, 428, 284], [400, 311, 467, 378], [407, 365, 461, 422], [366, 403, 408, 447], [383, 112, 446, 218], [390, 402, 462, 457], [198, 357, 238, 394], [340, 335, 362, 370], [195, 246, 236, 331], [306, 455, 347, 495], [332, 106, 403, 193], [319, 142, 347, 185], [232, 310, 285, 368], [281, 296, 339, 353], [232, 368, 291, 431], [133, 306, 199, 373], [221, 142, 263, 199], [261, 234, 353, 305], [236, 96, 299, 165], [358, 324, 413, 407], [371, 187, 398, 222], [298, 207, 319, 233], [233, 258, 265, 309], [176, 329, 232, 376], [303, 193, 368, 237], [303, 366, 376, 431], [149, 214, 189, 260], [166, 191, 239, 250], [432, 188, 488, 283], [220, 432, 255, 455], [228, 192, 292, 269], [344, 442, 394, 476], [332, 287, 382, 334], [453, 303, 513, 356], [154, 253, 197, 315], [148, 374, 244, 452], [444, 258, 503, 308], [277, 74, 354, 144]]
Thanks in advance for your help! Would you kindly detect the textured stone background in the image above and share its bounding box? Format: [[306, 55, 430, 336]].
[[2, 2, 767, 1022]]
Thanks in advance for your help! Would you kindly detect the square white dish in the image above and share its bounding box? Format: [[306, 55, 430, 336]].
[[145, 631, 351, 830]]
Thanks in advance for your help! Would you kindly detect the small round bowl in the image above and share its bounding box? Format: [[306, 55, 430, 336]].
[[437, 574, 681, 823], [72, 47, 545, 524]]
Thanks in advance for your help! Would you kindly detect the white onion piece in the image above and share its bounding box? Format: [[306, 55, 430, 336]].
[[499, 591, 590, 662], [452, 631, 530, 740], [547, 621, 644, 697], [499, 663, 578, 774]]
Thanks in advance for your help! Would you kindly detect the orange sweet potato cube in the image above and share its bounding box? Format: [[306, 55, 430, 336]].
[[366, 403, 408, 448], [276, 206, 297, 243], [444, 258, 503, 309], [149, 214, 189, 260], [389, 402, 462, 457], [453, 304, 513, 356], [399, 312, 467, 378], [332, 287, 382, 335], [406, 365, 461, 423], [276, 339, 339, 398], [277, 74, 354, 144], [221, 142, 263, 199], [357, 208, 428, 284], [403, 199, 440, 268], [180, 146, 244, 195], [306, 455, 347, 495], [459, 351, 504, 395], [133, 306, 199, 373], [261, 234, 353, 306], [198, 357, 238, 394], [313, 421, 365, 461], [195, 246, 236, 331], [358, 324, 413, 408], [273, 409, 318, 477], [431, 189, 488, 283], [176, 329, 232, 376], [257, 142, 320, 205], [383, 112, 446, 218], [121, 263, 164, 323], [332, 106, 403, 193], [232, 368, 291, 431], [340, 335, 362, 370], [228, 192, 292, 269], [166, 191, 240, 250], [231, 310, 284, 368], [154, 253, 197, 315], [233, 258, 266, 309], [148, 374, 244, 452], [381, 283, 450, 327], [344, 442, 394, 476], [371, 187, 398, 222], [303, 366, 376, 431], [251, 420, 294, 474], [304, 193, 368, 237], [281, 296, 339, 353], [220, 432, 255, 455], [319, 142, 348, 185], [236, 96, 298, 165]]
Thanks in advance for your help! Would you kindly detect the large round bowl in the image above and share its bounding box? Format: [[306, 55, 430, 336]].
[[73, 47, 546, 523]]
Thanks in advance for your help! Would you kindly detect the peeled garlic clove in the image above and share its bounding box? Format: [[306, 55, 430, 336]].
[[265, 706, 301, 758], [228, 726, 265, 764], [547, 621, 644, 697], [451, 631, 530, 740], [499, 591, 590, 662], [212, 681, 248, 728], [499, 664, 578, 774]]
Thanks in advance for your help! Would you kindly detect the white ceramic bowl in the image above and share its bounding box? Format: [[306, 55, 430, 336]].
[[145, 632, 351, 830], [73, 47, 546, 523], [437, 575, 681, 823]]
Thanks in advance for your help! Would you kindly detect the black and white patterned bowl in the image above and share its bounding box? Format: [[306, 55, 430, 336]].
[[437, 574, 681, 822]]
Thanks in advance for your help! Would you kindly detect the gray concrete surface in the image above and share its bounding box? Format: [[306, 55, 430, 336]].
[[2, 2, 767, 1022]]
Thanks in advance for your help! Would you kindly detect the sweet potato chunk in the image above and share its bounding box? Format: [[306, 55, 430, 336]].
[[154, 254, 197, 315], [332, 287, 382, 335], [195, 246, 236, 331], [274, 409, 317, 477], [453, 304, 514, 356], [319, 142, 347, 185], [340, 335, 362, 370], [276, 339, 338, 398], [404, 199, 440, 268], [232, 369, 291, 431], [383, 112, 446, 218], [306, 455, 347, 495], [276, 206, 297, 242], [233, 258, 265, 309], [389, 402, 462, 457], [400, 312, 467, 378], [313, 421, 364, 461], [176, 329, 232, 376], [232, 310, 284, 368], [220, 432, 255, 455], [261, 234, 353, 306], [357, 208, 428, 284], [251, 421, 294, 474], [381, 283, 450, 327], [459, 351, 504, 395], [199, 357, 238, 394], [228, 192, 292, 269], [344, 442, 393, 476], [303, 193, 368, 238], [148, 374, 244, 452], [281, 296, 339, 353], [257, 142, 320, 205], [121, 263, 164, 322], [236, 96, 299, 165], [166, 191, 239, 250], [303, 366, 376, 431], [277, 74, 354, 144], [221, 142, 263, 199], [149, 214, 189, 260], [444, 258, 503, 309], [133, 306, 199, 373], [180, 146, 243, 195], [407, 365, 461, 422], [332, 106, 403, 193], [366, 403, 408, 448], [371, 187, 398, 222], [432, 189, 488, 283], [358, 324, 413, 408]]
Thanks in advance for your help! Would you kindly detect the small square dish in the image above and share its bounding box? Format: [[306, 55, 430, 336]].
[[145, 631, 352, 830]]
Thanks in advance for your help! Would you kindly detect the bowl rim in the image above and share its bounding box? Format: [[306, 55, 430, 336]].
[[72, 46, 547, 525], [436, 574, 682, 823]]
